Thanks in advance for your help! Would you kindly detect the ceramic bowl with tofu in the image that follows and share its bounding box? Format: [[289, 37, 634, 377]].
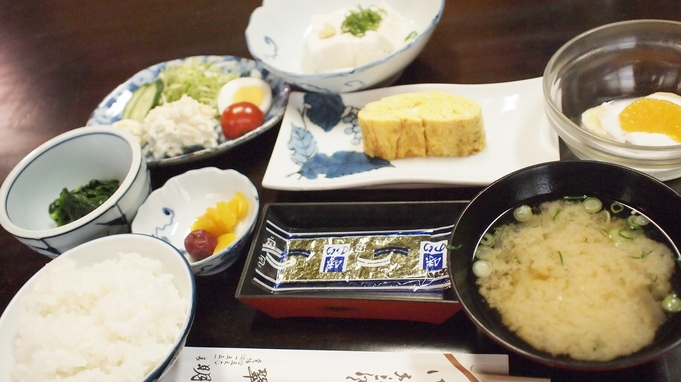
[[132, 167, 259, 276], [246, 0, 445, 93]]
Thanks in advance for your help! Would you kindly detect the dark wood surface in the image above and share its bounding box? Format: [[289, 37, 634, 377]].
[[2, 1, 681, 380]]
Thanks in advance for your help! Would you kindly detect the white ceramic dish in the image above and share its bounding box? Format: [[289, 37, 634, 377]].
[[87, 55, 290, 167], [0, 234, 196, 381], [132, 167, 259, 276], [246, 0, 445, 93], [261, 77, 560, 190], [0, 126, 150, 258]]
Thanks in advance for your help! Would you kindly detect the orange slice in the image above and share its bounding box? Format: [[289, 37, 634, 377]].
[[619, 97, 681, 142]]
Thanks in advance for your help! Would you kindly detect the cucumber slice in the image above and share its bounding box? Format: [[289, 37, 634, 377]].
[[122, 80, 162, 121], [121, 86, 144, 119]]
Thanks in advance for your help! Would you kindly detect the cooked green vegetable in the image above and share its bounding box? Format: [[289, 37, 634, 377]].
[[158, 58, 239, 110], [341, 6, 385, 37], [49, 180, 120, 226]]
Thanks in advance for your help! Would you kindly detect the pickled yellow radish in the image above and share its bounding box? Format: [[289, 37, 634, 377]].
[[190, 217, 222, 237], [186, 193, 250, 259], [214, 232, 237, 254], [216, 201, 238, 232], [228, 191, 249, 219]]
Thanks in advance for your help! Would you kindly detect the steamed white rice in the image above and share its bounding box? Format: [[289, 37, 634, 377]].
[[12, 252, 188, 382]]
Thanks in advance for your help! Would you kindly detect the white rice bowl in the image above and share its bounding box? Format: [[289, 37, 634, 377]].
[[0, 234, 196, 382]]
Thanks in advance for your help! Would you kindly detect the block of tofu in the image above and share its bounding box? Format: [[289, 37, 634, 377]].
[[357, 91, 486, 160], [306, 1, 407, 73]]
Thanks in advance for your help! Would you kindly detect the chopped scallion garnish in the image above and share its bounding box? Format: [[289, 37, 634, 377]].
[[513, 205, 532, 222], [341, 6, 385, 37], [405, 31, 417, 41], [662, 293, 681, 313], [627, 213, 650, 228], [583, 197, 603, 213], [475, 246, 493, 260], [618, 227, 641, 240], [632, 250, 652, 259], [563, 195, 588, 201], [552, 209, 562, 221], [610, 202, 624, 213], [472, 260, 492, 277], [480, 232, 496, 246]]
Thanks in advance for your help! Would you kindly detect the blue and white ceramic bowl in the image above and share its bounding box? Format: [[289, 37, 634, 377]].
[[87, 55, 291, 167], [0, 234, 196, 381], [132, 167, 259, 276], [246, 0, 445, 93], [0, 126, 151, 258]]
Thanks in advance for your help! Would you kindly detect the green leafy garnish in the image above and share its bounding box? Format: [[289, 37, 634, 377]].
[[405, 31, 417, 41], [446, 244, 462, 251], [341, 6, 385, 37], [49, 180, 120, 226], [158, 58, 239, 109]]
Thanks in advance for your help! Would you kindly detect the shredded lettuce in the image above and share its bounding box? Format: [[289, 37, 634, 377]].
[[158, 58, 239, 111]]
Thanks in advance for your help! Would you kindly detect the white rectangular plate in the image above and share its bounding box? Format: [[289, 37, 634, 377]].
[[262, 77, 559, 190]]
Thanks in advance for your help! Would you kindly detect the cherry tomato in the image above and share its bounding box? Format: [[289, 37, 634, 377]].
[[220, 101, 265, 140], [184, 229, 218, 261]]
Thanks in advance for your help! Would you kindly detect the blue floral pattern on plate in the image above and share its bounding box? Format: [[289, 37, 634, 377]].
[[287, 93, 392, 180], [262, 78, 561, 190], [87, 55, 291, 167]]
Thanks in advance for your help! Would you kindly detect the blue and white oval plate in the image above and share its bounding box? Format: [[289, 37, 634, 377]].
[[87, 55, 290, 167]]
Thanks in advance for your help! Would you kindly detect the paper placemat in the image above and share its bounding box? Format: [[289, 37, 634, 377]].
[[161, 347, 510, 382]]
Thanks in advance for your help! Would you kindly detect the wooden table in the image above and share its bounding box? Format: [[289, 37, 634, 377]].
[[2, 1, 681, 380]]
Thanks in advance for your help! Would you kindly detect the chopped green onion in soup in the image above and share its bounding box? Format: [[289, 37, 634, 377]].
[[472, 260, 492, 277], [480, 232, 496, 246], [513, 204, 532, 222], [662, 294, 681, 313], [583, 197, 603, 213], [475, 246, 493, 260]]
